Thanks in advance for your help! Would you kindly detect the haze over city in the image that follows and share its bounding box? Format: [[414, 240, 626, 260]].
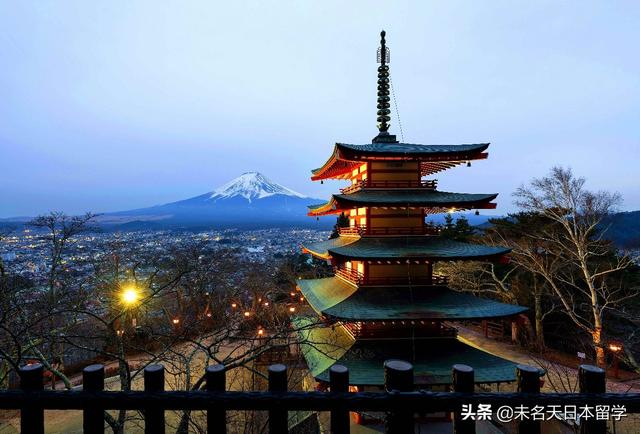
[[1, 1, 639, 217]]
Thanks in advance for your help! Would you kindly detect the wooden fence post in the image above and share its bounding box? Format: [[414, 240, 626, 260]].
[[268, 364, 287, 434], [330, 364, 349, 434], [20, 363, 44, 434], [517, 365, 541, 434], [579, 365, 606, 434], [452, 364, 475, 434], [83, 364, 105, 434], [384, 359, 414, 434], [144, 364, 165, 434], [206, 364, 226, 434]]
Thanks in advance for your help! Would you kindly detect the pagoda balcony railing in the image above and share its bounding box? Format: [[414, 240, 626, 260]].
[[335, 267, 449, 286], [340, 179, 437, 194], [338, 223, 442, 237], [2, 361, 628, 434]]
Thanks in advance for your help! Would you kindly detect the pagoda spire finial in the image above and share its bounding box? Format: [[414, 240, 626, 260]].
[[373, 30, 397, 144]]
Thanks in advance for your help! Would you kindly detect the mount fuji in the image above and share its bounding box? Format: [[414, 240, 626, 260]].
[[100, 172, 327, 229]]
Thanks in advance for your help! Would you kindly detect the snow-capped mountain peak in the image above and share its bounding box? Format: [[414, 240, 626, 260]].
[[209, 172, 307, 202]]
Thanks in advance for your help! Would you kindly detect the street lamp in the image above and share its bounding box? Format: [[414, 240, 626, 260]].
[[120, 286, 141, 329], [121, 287, 140, 306]]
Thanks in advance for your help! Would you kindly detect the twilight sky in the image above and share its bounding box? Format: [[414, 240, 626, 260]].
[[1, 1, 639, 217]]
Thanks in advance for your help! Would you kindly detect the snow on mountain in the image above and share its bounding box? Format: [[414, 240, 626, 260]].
[[209, 172, 307, 202], [95, 171, 328, 229]]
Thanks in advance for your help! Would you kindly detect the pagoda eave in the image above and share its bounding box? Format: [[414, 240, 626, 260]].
[[307, 191, 498, 217], [301, 236, 511, 262], [311, 143, 490, 181], [294, 318, 519, 387], [297, 277, 528, 321]]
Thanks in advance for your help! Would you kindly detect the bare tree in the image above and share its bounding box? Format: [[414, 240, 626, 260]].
[[514, 166, 637, 366]]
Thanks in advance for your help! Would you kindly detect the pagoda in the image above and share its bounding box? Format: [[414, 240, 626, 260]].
[[296, 31, 526, 391]]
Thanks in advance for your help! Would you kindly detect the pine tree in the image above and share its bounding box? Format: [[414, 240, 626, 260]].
[[329, 213, 349, 239]]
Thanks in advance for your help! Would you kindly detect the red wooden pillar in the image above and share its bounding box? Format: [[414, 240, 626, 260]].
[[482, 320, 488, 338]]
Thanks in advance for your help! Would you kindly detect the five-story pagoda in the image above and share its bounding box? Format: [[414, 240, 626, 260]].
[[296, 31, 526, 390]]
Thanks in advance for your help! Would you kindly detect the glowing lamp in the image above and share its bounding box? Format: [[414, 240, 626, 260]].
[[289, 307, 296, 313], [172, 318, 180, 325], [121, 287, 140, 306], [244, 311, 251, 317], [231, 303, 237, 308], [257, 329, 264, 336]]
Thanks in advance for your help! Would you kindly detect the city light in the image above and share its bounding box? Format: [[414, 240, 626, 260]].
[[244, 311, 251, 317], [231, 303, 237, 308], [121, 287, 140, 306], [264, 302, 269, 306], [289, 307, 296, 313], [172, 318, 180, 325], [257, 329, 264, 336], [609, 343, 623, 353]]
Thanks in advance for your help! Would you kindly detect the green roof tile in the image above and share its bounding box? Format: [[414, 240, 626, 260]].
[[302, 236, 510, 260], [294, 320, 518, 386], [297, 277, 527, 320], [337, 142, 490, 155], [308, 190, 497, 211]]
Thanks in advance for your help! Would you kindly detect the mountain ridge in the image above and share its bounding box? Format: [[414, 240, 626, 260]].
[[98, 172, 327, 229]]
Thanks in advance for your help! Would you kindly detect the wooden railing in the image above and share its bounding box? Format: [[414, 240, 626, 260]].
[[340, 179, 437, 194], [335, 267, 449, 286], [2, 361, 635, 434], [338, 224, 442, 237]]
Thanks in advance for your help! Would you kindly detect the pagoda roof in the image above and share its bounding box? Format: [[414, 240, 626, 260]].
[[302, 236, 510, 261], [297, 277, 527, 321], [307, 190, 497, 216], [294, 318, 518, 386], [311, 142, 489, 181]]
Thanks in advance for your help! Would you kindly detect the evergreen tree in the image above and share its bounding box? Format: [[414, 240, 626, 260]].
[[453, 215, 475, 241], [440, 214, 474, 241], [329, 213, 349, 239]]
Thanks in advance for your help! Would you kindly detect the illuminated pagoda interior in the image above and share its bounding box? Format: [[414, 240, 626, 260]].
[[296, 31, 527, 391]]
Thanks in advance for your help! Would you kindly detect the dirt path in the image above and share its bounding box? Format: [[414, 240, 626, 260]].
[[455, 324, 640, 393]]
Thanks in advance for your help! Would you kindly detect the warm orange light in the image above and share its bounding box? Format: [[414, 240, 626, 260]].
[[299, 297, 304, 302], [206, 313, 212, 318], [290, 292, 296, 297], [258, 329, 264, 336], [172, 318, 180, 325], [121, 287, 140, 306], [264, 302, 269, 306], [289, 307, 296, 313], [244, 311, 251, 317], [609, 343, 623, 353], [231, 303, 237, 308]]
